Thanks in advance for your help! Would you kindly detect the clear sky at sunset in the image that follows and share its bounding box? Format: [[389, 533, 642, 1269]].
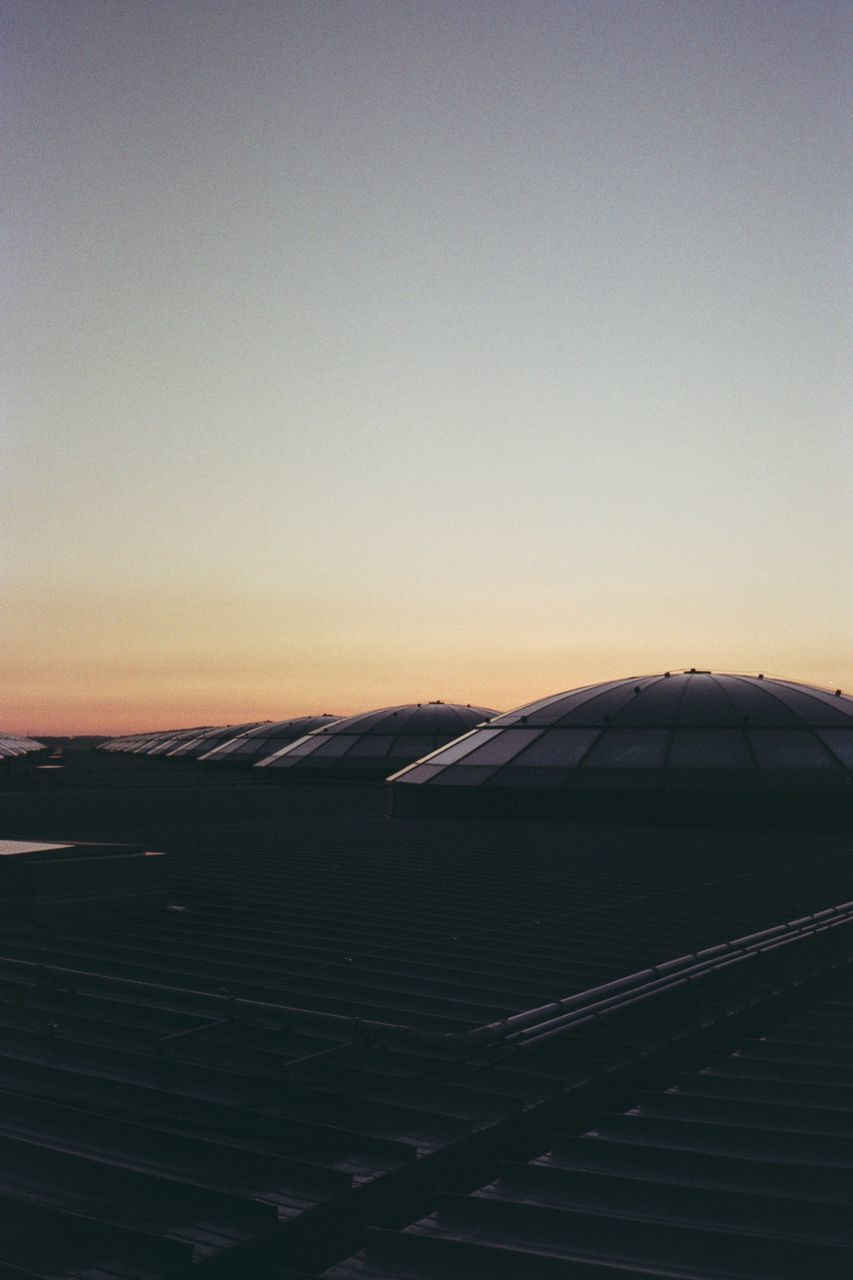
[[3, 0, 850, 734]]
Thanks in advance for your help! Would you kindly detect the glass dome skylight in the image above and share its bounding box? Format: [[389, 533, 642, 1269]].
[[256, 701, 498, 780], [200, 716, 342, 763], [390, 672, 853, 821]]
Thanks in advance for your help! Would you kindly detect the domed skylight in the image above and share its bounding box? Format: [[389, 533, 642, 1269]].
[[256, 701, 499, 780], [200, 716, 342, 763], [389, 672, 853, 820]]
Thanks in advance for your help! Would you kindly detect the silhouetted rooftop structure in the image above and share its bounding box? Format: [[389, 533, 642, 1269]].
[[167, 722, 267, 759], [0, 734, 45, 761], [102, 727, 212, 755], [390, 671, 853, 823], [200, 715, 342, 764], [256, 701, 498, 781]]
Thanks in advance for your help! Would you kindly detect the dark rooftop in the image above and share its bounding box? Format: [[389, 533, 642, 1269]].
[[0, 744, 850, 1278]]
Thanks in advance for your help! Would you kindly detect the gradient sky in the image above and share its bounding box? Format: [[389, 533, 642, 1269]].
[[3, 0, 850, 734]]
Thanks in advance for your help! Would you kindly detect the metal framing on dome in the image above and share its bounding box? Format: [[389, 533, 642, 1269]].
[[139, 727, 212, 752], [101, 727, 214, 755], [199, 715, 342, 763], [166, 722, 266, 759], [0, 734, 44, 761], [256, 701, 499, 781], [390, 672, 853, 823]]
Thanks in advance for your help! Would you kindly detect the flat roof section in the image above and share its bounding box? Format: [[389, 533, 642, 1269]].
[[0, 750, 850, 1277]]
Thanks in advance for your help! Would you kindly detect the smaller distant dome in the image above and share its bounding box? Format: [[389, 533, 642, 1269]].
[[200, 716, 342, 763], [167, 723, 267, 759], [0, 734, 44, 760], [101, 727, 214, 754], [256, 701, 499, 781], [144, 728, 213, 755]]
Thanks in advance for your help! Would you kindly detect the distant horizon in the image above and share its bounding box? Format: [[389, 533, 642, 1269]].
[[8, 662, 853, 738]]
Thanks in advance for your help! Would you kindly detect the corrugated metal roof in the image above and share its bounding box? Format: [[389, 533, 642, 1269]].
[[335, 964, 853, 1278], [0, 749, 851, 1277]]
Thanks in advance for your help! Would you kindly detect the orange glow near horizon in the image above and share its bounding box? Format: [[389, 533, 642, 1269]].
[[5, 5, 849, 737], [5, 579, 851, 737]]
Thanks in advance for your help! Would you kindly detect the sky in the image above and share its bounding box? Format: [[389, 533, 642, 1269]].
[[3, 0, 850, 734]]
